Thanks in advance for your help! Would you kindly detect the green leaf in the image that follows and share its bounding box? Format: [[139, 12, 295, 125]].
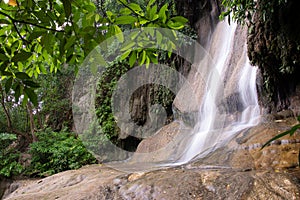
[[139, 50, 146, 65], [24, 87, 38, 106], [148, 52, 158, 64], [130, 31, 140, 40], [149, 5, 158, 20], [39, 65, 47, 74], [147, 0, 156, 7], [121, 41, 135, 52], [139, 18, 149, 25], [62, 0, 72, 18], [117, 0, 127, 4], [120, 8, 132, 15], [14, 84, 21, 103], [158, 3, 168, 23], [42, 33, 55, 54], [106, 11, 115, 22], [167, 21, 185, 30], [22, 93, 28, 107], [115, 16, 137, 25], [145, 55, 150, 68], [120, 50, 131, 60], [261, 124, 300, 149], [156, 31, 163, 44], [170, 16, 188, 24], [15, 72, 30, 80], [113, 25, 124, 42], [28, 31, 46, 41], [95, 14, 101, 22], [23, 80, 40, 88], [64, 36, 76, 50], [12, 51, 32, 62], [5, 77, 13, 93], [128, 3, 143, 13], [129, 51, 137, 67]]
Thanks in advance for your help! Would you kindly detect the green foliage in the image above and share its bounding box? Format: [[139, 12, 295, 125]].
[[0, 133, 23, 177], [262, 116, 300, 149], [220, 0, 287, 24], [28, 130, 97, 176], [107, 0, 188, 68], [0, 0, 188, 175], [0, 0, 187, 106], [95, 61, 130, 145], [38, 67, 75, 131], [220, 0, 256, 24]]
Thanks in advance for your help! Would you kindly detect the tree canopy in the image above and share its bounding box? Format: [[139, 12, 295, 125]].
[[0, 0, 187, 106]]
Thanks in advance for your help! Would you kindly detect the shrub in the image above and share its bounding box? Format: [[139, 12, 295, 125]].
[[0, 133, 23, 177], [28, 129, 97, 176]]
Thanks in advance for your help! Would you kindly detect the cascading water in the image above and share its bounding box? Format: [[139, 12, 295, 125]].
[[176, 20, 260, 164], [121, 20, 261, 170], [74, 16, 261, 172]]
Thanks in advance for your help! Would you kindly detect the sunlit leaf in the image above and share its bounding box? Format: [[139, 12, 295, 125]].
[[158, 3, 168, 23], [113, 25, 124, 42], [115, 16, 137, 25], [120, 50, 131, 60]]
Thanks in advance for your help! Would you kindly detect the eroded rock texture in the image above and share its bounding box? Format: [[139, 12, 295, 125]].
[[247, 0, 300, 113]]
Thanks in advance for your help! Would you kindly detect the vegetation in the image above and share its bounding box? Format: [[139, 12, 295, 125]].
[[262, 116, 300, 149], [0, 0, 188, 177], [28, 130, 97, 176], [220, 0, 287, 25], [0, 133, 23, 177]]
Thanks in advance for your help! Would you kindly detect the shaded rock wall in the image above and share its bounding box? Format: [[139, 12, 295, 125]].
[[176, 0, 221, 47], [247, 0, 300, 113]]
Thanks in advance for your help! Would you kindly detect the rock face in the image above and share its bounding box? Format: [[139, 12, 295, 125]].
[[4, 166, 300, 199], [194, 117, 300, 170], [247, 0, 300, 113], [3, 117, 300, 199]]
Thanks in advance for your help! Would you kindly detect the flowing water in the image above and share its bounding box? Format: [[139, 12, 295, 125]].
[[175, 21, 260, 164], [74, 18, 261, 172], [108, 20, 261, 172]]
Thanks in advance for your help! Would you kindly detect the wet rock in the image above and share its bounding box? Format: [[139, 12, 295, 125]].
[[4, 116, 300, 199], [4, 165, 300, 200]]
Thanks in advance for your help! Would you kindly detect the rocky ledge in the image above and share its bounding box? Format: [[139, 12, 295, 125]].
[[2, 117, 300, 200]]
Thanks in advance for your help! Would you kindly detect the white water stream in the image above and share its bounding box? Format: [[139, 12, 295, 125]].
[[74, 18, 261, 172], [176, 20, 260, 164]]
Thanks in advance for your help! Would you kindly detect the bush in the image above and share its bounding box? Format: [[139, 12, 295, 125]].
[[0, 133, 23, 177], [28, 129, 97, 176]]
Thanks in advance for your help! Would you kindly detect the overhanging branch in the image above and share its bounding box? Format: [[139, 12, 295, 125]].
[[0, 10, 64, 33]]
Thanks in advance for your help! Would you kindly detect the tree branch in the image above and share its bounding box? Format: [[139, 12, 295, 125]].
[[0, 10, 64, 32], [12, 21, 29, 44], [0, 84, 12, 129]]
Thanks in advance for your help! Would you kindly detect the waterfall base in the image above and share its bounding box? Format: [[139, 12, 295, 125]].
[[4, 117, 300, 200]]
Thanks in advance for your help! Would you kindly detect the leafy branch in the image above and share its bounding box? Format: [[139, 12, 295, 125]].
[[0, 10, 64, 33], [262, 116, 300, 149]]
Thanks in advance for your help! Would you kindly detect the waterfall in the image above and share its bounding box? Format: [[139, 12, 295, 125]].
[[176, 20, 260, 164], [102, 19, 261, 171]]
